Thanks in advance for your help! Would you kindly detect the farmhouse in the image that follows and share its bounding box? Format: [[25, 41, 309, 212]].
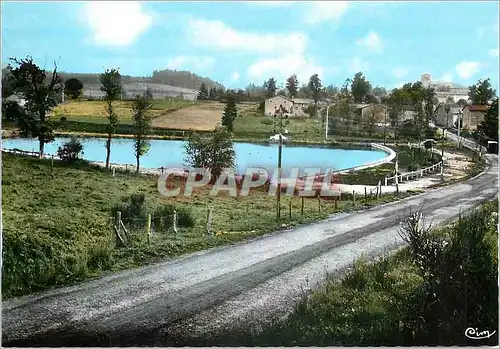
[[354, 104, 389, 123], [4, 93, 27, 108], [264, 96, 314, 117], [461, 104, 489, 131]]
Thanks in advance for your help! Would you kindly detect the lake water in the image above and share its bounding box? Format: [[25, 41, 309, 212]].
[[2, 137, 388, 175]]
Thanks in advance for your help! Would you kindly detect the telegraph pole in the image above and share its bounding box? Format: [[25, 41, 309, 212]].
[[276, 104, 285, 220]]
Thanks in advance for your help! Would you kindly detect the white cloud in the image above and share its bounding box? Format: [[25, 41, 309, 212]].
[[188, 19, 306, 54], [455, 61, 481, 79], [356, 31, 382, 51], [84, 1, 153, 46], [231, 71, 240, 82], [247, 54, 324, 84], [303, 1, 349, 25], [489, 48, 499, 58], [393, 82, 405, 89], [392, 67, 408, 79], [347, 56, 371, 74], [166, 56, 216, 71]]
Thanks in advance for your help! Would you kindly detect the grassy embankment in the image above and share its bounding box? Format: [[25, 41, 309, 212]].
[[3, 153, 418, 299], [177, 200, 498, 347]]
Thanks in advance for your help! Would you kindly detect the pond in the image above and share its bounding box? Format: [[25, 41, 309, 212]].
[[2, 137, 389, 175]]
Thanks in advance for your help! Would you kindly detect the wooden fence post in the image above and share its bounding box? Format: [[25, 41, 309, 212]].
[[206, 207, 213, 236], [352, 190, 356, 204], [289, 199, 292, 220], [317, 197, 321, 213], [51, 155, 54, 170], [112, 167, 116, 177], [147, 214, 152, 245], [364, 187, 367, 203], [173, 210, 178, 236], [301, 197, 304, 216]]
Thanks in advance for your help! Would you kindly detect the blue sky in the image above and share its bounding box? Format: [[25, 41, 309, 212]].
[[2, 1, 499, 91]]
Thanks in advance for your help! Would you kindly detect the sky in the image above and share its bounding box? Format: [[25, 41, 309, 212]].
[[1, 1, 499, 91]]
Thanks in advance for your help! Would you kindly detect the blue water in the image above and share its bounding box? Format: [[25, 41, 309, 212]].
[[2, 137, 387, 175]]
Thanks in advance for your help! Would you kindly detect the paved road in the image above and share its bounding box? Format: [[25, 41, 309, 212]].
[[2, 152, 498, 346]]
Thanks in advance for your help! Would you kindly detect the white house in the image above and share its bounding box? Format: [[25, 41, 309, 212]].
[[264, 96, 315, 117]]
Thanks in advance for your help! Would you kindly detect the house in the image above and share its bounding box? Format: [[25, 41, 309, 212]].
[[354, 104, 389, 123], [461, 104, 489, 131], [435, 103, 461, 129], [3, 93, 27, 108], [264, 96, 314, 117]]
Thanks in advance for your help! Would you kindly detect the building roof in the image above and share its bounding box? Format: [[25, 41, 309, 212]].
[[463, 105, 490, 112], [293, 98, 314, 104]]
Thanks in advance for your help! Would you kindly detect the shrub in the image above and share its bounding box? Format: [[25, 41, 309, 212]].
[[60, 116, 67, 123], [152, 204, 195, 232], [56, 137, 84, 164], [407, 163, 419, 172], [111, 193, 148, 227]]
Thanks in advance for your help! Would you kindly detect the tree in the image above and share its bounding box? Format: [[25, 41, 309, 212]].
[[365, 94, 378, 104], [2, 100, 25, 121], [263, 77, 277, 98], [8, 56, 62, 157], [145, 86, 153, 100], [2, 66, 15, 98], [64, 78, 83, 100], [372, 86, 387, 97], [457, 99, 468, 107], [100, 68, 123, 169], [184, 126, 236, 181], [132, 95, 153, 173], [468, 78, 496, 105], [308, 74, 322, 105], [57, 137, 84, 164], [209, 86, 217, 100], [222, 95, 238, 131], [297, 85, 313, 98], [197, 82, 209, 100], [350, 71, 372, 103], [286, 74, 299, 99], [478, 97, 498, 142]]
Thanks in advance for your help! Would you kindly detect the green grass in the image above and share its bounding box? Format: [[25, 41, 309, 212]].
[[2, 154, 414, 299], [184, 200, 498, 347]]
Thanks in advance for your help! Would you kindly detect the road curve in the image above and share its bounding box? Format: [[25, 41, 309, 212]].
[[2, 151, 498, 346]]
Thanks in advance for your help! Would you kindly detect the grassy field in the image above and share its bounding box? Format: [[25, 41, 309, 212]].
[[52, 99, 195, 125], [152, 101, 257, 131], [2, 153, 413, 299], [177, 200, 498, 347]]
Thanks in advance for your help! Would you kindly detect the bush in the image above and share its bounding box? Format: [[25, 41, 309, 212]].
[[152, 204, 195, 232], [407, 163, 419, 172], [111, 193, 148, 227], [56, 137, 84, 164], [60, 116, 67, 123], [399, 204, 498, 345]]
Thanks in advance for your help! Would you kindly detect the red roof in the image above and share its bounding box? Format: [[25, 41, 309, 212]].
[[464, 105, 490, 112]]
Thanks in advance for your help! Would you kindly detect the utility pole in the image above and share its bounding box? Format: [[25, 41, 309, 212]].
[[457, 110, 462, 148], [325, 105, 330, 140], [276, 104, 285, 220]]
